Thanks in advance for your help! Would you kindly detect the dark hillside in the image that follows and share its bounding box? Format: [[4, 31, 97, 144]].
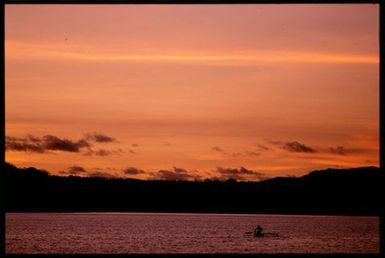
[[3, 163, 383, 215]]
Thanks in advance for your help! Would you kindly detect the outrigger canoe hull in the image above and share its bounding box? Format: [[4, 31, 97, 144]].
[[254, 232, 279, 237]]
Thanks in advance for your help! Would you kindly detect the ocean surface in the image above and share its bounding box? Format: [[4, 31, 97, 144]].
[[6, 212, 379, 254]]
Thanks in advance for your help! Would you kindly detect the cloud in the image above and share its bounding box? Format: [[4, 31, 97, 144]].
[[60, 167, 119, 178], [87, 171, 115, 178], [94, 149, 112, 156], [244, 151, 260, 157], [132, 143, 139, 147], [282, 141, 316, 153], [328, 146, 369, 156], [129, 149, 136, 154], [267, 139, 283, 145], [173, 167, 188, 173], [6, 136, 45, 153], [85, 133, 116, 143], [212, 146, 225, 152], [216, 167, 268, 181], [212, 146, 260, 158], [123, 167, 144, 175], [68, 166, 87, 173], [255, 144, 270, 151], [43, 135, 90, 152], [155, 167, 200, 181], [6, 134, 128, 157], [6, 135, 91, 153], [27, 134, 42, 143], [157, 170, 189, 180], [329, 146, 346, 155], [84, 148, 125, 156], [60, 165, 87, 175], [269, 139, 367, 156]]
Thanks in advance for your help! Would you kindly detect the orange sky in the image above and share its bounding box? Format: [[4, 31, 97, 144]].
[[5, 4, 379, 181]]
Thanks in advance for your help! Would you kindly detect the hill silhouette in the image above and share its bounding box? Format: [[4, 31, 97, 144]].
[[3, 163, 383, 215]]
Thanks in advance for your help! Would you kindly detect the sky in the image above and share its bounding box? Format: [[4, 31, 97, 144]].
[[5, 4, 379, 181]]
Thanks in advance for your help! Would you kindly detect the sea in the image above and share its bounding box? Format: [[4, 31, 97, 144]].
[[5, 212, 379, 254]]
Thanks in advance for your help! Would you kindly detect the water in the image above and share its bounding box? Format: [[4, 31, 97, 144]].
[[6, 212, 379, 254]]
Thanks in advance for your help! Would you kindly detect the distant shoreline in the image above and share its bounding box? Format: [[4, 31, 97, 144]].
[[5, 211, 380, 218]]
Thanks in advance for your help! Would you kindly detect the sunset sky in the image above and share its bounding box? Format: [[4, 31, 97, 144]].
[[5, 4, 379, 181]]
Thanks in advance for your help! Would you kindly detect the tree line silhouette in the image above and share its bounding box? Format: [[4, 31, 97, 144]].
[[3, 162, 383, 215]]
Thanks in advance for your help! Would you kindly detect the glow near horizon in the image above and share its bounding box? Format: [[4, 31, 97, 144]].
[[7, 41, 379, 64]]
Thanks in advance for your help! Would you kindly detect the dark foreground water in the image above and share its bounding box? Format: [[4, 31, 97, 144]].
[[6, 212, 379, 254]]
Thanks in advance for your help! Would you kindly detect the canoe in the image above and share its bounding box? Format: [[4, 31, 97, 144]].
[[254, 232, 279, 237], [245, 231, 279, 237]]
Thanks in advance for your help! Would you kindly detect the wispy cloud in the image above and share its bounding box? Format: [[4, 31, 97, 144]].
[[255, 144, 270, 151], [85, 132, 116, 143], [267, 139, 370, 156], [44, 135, 91, 152], [328, 146, 370, 156], [7, 41, 379, 65], [212, 146, 225, 153], [244, 150, 260, 157], [88, 171, 116, 178], [94, 149, 112, 156], [329, 146, 346, 155], [6, 133, 122, 156], [5, 136, 45, 153], [6, 135, 90, 153], [60, 165, 87, 175], [211, 146, 260, 158], [123, 167, 144, 175], [216, 167, 268, 181], [153, 167, 201, 181], [282, 141, 316, 153]]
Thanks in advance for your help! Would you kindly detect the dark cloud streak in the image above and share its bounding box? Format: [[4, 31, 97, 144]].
[[212, 146, 224, 152], [255, 144, 270, 151], [6, 134, 123, 156], [85, 133, 116, 143], [6, 135, 90, 153], [88, 171, 115, 178], [329, 146, 346, 155], [216, 167, 268, 181], [42, 135, 90, 152], [123, 167, 144, 175], [244, 151, 260, 157], [59, 165, 87, 175], [155, 167, 200, 181], [282, 141, 316, 153], [6, 136, 45, 153]]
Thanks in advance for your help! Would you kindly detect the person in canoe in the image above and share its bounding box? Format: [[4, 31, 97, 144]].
[[254, 225, 264, 237]]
